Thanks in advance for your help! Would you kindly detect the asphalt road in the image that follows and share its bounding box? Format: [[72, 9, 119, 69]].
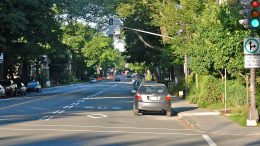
[[0, 78, 236, 146]]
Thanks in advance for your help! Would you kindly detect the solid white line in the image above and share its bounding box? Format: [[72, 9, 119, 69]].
[[16, 124, 193, 131], [71, 103, 76, 106], [202, 134, 217, 146], [0, 127, 200, 136], [75, 103, 79, 105]]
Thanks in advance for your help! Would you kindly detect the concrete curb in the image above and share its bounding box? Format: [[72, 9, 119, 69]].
[[178, 111, 221, 118]]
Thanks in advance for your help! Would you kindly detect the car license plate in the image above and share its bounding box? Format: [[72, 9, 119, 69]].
[[149, 96, 158, 100]]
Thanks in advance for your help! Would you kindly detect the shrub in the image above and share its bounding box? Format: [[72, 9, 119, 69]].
[[226, 80, 247, 106], [197, 75, 223, 107]]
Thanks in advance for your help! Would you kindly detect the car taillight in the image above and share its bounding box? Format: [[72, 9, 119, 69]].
[[166, 94, 171, 101], [135, 94, 142, 101]]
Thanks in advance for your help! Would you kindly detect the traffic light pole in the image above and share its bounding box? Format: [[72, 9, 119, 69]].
[[247, 32, 259, 126], [247, 68, 259, 126]]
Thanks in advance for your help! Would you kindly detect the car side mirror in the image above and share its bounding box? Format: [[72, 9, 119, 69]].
[[132, 90, 136, 93]]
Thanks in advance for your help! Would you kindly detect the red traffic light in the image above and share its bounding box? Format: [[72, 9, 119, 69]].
[[251, 1, 260, 8]]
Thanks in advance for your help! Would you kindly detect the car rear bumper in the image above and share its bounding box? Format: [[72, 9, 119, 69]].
[[136, 102, 171, 111]]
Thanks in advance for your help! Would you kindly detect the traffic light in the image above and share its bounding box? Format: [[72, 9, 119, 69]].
[[239, 0, 260, 29], [249, 0, 260, 29]]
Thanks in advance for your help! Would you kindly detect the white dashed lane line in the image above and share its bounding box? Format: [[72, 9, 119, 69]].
[[52, 110, 60, 114], [63, 106, 74, 109], [84, 106, 94, 109], [40, 116, 53, 121]]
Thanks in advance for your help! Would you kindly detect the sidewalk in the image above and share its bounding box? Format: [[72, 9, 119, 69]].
[[172, 97, 260, 136]]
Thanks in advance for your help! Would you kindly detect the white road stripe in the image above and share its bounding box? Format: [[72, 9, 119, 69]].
[[112, 107, 122, 110], [39, 116, 49, 120], [0, 128, 200, 136], [58, 110, 65, 114], [44, 116, 54, 121], [68, 106, 74, 109], [75, 103, 79, 105], [15, 124, 193, 131], [83, 96, 132, 100], [71, 103, 76, 106], [84, 106, 94, 109], [202, 134, 217, 146], [52, 110, 60, 114]]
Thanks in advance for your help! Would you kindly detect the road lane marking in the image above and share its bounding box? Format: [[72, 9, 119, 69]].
[[44, 116, 54, 121], [52, 110, 60, 114], [40, 116, 53, 121], [40, 116, 49, 120], [112, 107, 122, 110], [83, 96, 132, 100], [71, 103, 76, 106], [0, 87, 90, 110], [87, 113, 108, 119], [58, 110, 65, 114], [0, 127, 200, 136], [202, 134, 217, 146], [84, 106, 94, 109], [14, 124, 195, 131], [63, 106, 73, 109]]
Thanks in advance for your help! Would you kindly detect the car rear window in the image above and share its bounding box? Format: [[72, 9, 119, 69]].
[[138, 85, 167, 93]]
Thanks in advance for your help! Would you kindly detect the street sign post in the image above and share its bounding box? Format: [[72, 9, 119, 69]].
[[243, 37, 260, 126]]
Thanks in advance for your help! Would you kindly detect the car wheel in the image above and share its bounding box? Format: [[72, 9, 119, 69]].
[[166, 110, 172, 117]]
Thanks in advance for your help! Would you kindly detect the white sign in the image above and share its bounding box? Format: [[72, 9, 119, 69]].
[[244, 38, 260, 55], [244, 55, 260, 68]]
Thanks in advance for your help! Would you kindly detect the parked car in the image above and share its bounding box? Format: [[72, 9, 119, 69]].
[[115, 77, 120, 81], [26, 81, 41, 92], [89, 78, 97, 83], [16, 83, 26, 95], [0, 80, 17, 96], [0, 84, 5, 97], [133, 83, 172, 117]]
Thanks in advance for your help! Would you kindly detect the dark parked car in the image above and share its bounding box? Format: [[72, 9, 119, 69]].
[[133, 83, 172, 117], [16, 83, 26, 95], [26, 81, 41, 92], [0, 80, 17, 96], [115, 77, 120, 81], [0, 84, 5, 97]]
